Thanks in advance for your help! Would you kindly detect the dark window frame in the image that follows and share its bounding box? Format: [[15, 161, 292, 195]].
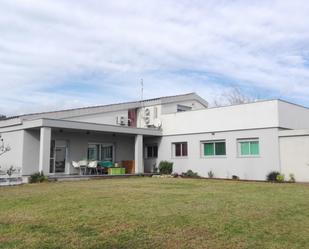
[[173, 142, 188, 157], [145, 144, 158, 158]]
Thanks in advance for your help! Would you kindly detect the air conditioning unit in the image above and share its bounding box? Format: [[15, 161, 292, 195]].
[[143, 107, 157, 126], [116, 116, 128, 126]]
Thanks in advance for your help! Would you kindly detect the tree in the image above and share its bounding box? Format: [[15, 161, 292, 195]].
[[0, 134, 11, 156], [212, 87, 256, 107], [0, 115, 6, 120]]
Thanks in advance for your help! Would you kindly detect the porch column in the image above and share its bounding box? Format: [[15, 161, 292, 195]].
[[39, 127, 51, 174], [134, 134, 144, 174]]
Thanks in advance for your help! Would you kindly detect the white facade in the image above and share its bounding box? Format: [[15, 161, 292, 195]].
[[279, 130, 309, 182], [1, 93, 309, 182]]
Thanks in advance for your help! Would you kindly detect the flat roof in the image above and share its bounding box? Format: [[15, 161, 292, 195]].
[[0, 118, 163, 136]]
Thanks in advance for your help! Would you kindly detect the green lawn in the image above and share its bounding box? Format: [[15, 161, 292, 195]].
[[1, 178, 309, 249]]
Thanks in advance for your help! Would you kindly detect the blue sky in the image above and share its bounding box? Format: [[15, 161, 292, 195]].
[[1, 0, 309, 116]]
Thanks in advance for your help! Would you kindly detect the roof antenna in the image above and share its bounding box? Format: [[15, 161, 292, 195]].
[[140, 78, 144, 102]]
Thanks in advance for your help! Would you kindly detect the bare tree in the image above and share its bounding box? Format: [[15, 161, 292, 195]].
[[212, 87, 256, 107], [0, 134, 11, 156]]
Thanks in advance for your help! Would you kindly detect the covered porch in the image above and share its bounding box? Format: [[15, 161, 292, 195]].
[[21, 119, 162, 176]]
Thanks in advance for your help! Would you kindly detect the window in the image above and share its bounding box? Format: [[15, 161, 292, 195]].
[[87, 143, 114, 161], [177, 104, 192, 112], [173, 142, 188, 157], [238, 139, 259, 156], [145, 145, 158, 158], [202, 141, 226, 156]]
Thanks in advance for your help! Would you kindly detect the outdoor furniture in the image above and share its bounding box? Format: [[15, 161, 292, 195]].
[[97, 161, 114, 174], [78, 160, 88, 175], [108, 167, 126, 175], [72, 161, 82, 175], [87, 161, 98, 175], [122, 160, 135, 174]]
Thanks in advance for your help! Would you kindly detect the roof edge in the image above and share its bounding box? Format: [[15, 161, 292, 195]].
[[2, 92, 206, 120]]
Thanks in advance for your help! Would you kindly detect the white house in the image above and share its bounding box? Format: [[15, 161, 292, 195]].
[[1, 92, 309, 182]]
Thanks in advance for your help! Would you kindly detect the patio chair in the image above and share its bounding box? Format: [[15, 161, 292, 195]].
[[78, 160, 88, 175], [87, 161, 98, 175], [72, 161, 82, 175]]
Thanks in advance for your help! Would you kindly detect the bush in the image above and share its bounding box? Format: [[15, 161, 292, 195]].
[[29, 172, 47, 183], [172, 173, 180, 178], [276, 174, 285, 183], [208, 170, 214, 178], [266, 171, 280, 182], [159, 161, 173, 174], [182, 170, 200, 178], [289, 173, 296, 183]]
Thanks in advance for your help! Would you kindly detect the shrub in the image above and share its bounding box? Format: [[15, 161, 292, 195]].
[[158, 161, 173, 174], [208, 170, 214, 178], [232, 175, 239, 180], [276, 174, 285, 183], [29, 172, 47, 183], [266, 171, 280, 182], [152, 163, 158, 173], [289, 173, 296, 183], [182, 170, 200, 178], [172, 173, 180, 178]]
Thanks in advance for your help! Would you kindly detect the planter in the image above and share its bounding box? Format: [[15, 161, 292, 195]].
[[0, 176, 23, 186]]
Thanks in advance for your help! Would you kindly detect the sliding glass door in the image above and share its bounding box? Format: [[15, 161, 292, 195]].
[[87, 143, 114, 162]]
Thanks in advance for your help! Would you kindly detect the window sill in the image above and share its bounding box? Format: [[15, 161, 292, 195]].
[[173, 156, 188, 159], [201, 156, 227, 159], [237, 155, 260, 158]]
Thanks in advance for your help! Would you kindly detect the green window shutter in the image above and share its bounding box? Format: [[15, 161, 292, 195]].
[[250, 141, 259, 155], [204, 143, 214, 156], [240, 142, 250, 155], [215, 142, 226, 155]]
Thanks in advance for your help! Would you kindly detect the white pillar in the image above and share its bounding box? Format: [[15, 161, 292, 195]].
[[39, 127, 51, 174], [134, 134, 144, 174]]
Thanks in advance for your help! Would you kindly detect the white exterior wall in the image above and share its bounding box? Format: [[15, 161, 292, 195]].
[[64, 110, 128, 126], [278, 101, 309, 129], [161, 100, 205, 114], [157, 128, 280, 180], [22, 130, 40, 175], [160, 101, 279, 136], [0, 130, 24, 172], [279, 134, 309, 182]]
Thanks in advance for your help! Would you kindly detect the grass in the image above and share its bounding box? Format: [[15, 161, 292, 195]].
[[1, 178, 309, 249]]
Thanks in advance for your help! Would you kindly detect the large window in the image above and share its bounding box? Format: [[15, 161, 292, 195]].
[[238, 139, 259, 156], [87, 143, 114, 161], [145, 145, 158, 158], [173, 142, 188, 157], [202, 140, 226, 157]]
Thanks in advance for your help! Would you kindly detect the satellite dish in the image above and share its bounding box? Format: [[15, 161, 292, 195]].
[[153, 119, 162, 128]]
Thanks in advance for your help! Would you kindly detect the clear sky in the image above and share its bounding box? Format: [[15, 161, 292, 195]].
[[1, 0, 309, 116]]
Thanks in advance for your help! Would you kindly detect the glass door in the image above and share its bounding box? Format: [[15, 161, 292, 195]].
[[101, 145, 113, 162], [54, 147, 66, 173], [50, 140, 67, 174]]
